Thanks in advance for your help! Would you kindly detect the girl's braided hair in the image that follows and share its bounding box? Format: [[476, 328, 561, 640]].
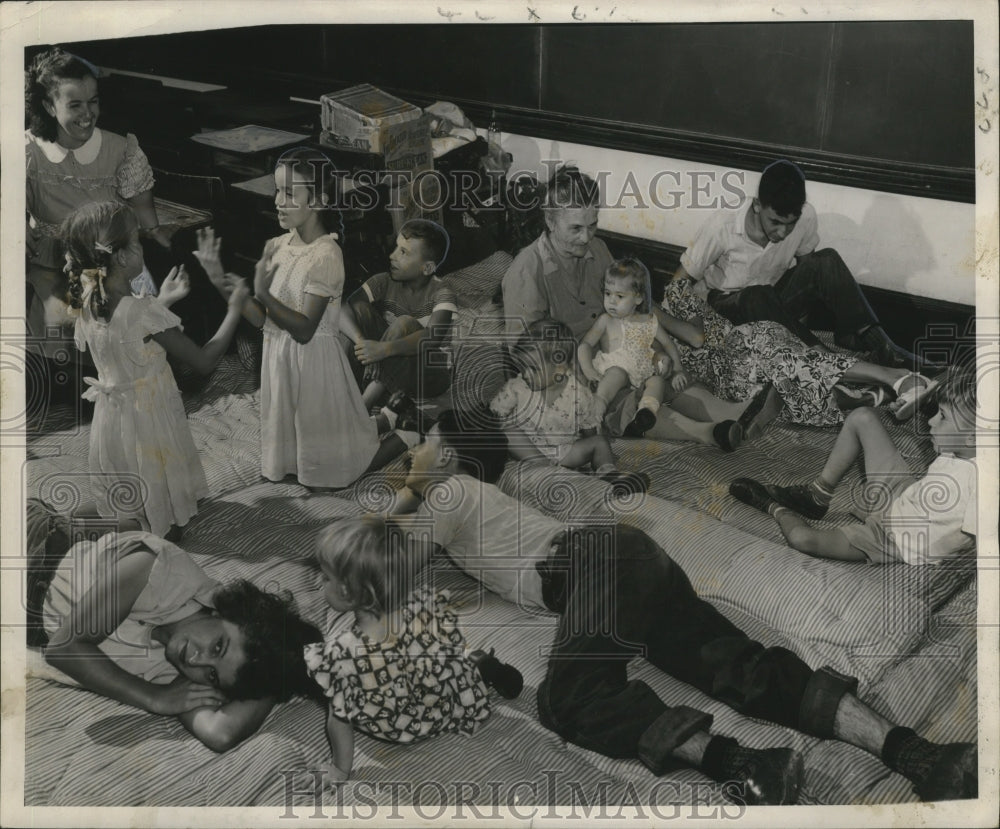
[[60, 201, 134, 322]]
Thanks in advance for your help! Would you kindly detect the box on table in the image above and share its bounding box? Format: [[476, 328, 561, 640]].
[[319, 84, 441, 233]]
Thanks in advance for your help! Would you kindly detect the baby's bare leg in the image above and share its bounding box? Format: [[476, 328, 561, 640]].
[[559, 435, 615, 470], [594, 367, 629, 412]]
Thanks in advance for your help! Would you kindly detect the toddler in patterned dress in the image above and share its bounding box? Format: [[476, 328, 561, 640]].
[[578, 257, 690, 437], [492, 319, 650, 496], [304, 517, 522, 784]]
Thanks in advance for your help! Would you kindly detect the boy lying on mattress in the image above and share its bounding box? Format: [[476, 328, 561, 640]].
[[358, 408, 976, 804], [730, 360, 977, 565]]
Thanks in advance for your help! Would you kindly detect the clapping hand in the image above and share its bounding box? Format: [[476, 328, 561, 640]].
[[227, 275, 251, 310], [193, 227, 227, 293], [253, 252, 278, 298], [158, 265, 191, 306]]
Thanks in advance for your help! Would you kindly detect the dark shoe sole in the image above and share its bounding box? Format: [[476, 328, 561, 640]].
[[729, 478, 777, 514], [713, 420, 744, 452], [768, 484, 829, 520]]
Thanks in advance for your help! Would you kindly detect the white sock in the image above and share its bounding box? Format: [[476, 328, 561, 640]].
[[637, 396, 661, 414]]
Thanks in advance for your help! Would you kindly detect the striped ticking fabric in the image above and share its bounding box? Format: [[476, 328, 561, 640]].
[[26, 479, 934, 806], [23, 332, 977, 807]]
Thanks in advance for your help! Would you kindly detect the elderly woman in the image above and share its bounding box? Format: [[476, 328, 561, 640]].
[[501, 166, 773, 450], [28, 521, 320, 752]]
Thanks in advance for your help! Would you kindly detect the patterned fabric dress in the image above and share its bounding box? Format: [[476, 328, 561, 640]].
[[74, 297, 208, 535], [592, 315, 659, 388], [490, 374, 601, 462], [303, 589, 490, 743], [260, 230, 379, 487], [662, 279, 857, 427]]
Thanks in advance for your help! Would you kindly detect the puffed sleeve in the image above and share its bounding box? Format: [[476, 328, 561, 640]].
[[303, 637, 352, 715], [303, 236, 345, 299], [138, 297, 183, 336], [116, 133, 156, 200]]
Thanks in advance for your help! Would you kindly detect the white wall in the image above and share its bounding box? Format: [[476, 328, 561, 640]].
[[498, 133, 976, 306]]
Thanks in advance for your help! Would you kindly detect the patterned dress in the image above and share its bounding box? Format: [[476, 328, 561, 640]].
[[592, 315, 659, 388], [490, 374, 601, 462], [662, 279, 857, 427], [260, 230, 379, 487], [303, 589, 490, 744]]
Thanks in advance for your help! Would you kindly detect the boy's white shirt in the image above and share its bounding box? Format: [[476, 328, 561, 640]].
[[885, 454, 977, 566]]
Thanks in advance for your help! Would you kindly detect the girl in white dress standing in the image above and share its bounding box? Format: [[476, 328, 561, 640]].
[[201, 148, 383, 488], [62, 201, 249, 538]]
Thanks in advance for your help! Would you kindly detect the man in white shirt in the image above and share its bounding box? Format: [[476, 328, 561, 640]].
[[673, 160, 918, 369]]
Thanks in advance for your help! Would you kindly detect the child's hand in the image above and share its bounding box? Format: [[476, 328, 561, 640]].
[[228, 276, 251, 310], [671, 369, 690, 391], [253, 253, 278, 297], [354, 339, 387, 365], [320, 760, 350, 788], [193, 227, 226, 289], [158, 265, 191, 306]]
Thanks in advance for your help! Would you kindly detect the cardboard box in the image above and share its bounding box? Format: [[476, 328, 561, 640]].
[[319, 85, 440, 234], [321, 84, 426, 159]]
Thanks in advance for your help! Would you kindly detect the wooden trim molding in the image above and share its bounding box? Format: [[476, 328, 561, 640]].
[[214, 69, 976, 205]]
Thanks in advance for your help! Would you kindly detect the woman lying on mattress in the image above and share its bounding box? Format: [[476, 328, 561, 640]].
[[29, 524, 320, 752], [660, 277, 937, 428]]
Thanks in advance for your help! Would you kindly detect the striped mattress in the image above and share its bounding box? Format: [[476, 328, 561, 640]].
[[21, 330, 978, 807]]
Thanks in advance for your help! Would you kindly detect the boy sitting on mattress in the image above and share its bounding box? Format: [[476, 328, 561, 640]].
[[730, 360, 977, 564], [364, 409, 976, 803], [343, 219, 456, 408]]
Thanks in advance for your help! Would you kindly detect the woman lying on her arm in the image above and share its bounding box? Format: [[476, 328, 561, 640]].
[[30, 526, 320, 752]]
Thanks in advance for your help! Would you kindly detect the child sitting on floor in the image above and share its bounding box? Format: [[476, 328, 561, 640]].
[[578, 257, 689, 437], [303, 517, 522, 784], [490, 318, 650, 497], [344, 219, 457, 407], [730, 361, 977, 564]]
